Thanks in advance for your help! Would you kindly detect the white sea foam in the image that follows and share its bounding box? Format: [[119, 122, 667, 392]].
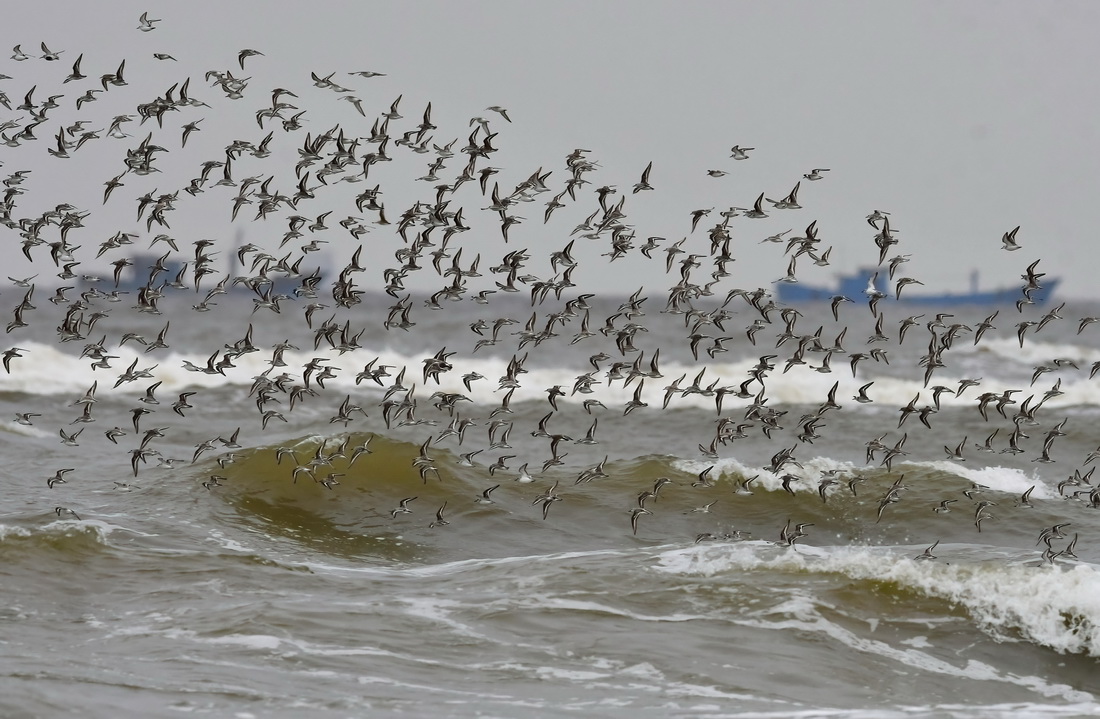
[[0, 420, 50, 438], [920, 461, 1056, 498], [202, 633, 283, 650], [304, 547, 631, 578], [7, 339, 1100, 411], [978, 337, 1100, 369], [0, 518, 133, 545], [672, 455, 830, 494], [0, 523, 33, 540], [205, 529, 256, 554], [657, 542, 1100, 663], [674, 455, 881, 496], [671, 454, 1058, 498], [513, 596, 708, 624]]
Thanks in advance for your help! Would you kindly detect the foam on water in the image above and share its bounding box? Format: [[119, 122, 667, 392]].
[[673, 455, 861, 494], [0, 518, 130, 546], [202, 633, 283, 650], [658, 542, 1100, 660], [8, 337, 1100, 414], [670, 453, 1052, 498], [0, 523, 33, 541], [978, 337, 1100, 369], [0, 420, 50, 438], [920, 461, 1057, 498]]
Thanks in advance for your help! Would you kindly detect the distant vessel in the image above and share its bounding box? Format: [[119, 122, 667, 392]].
[[774, 268, 1058, 305]]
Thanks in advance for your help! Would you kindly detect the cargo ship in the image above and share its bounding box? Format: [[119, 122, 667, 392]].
[[774, 268, 1058, 305]]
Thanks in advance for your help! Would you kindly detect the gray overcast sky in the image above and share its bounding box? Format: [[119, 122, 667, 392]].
[[4, 1, 1099, 298]]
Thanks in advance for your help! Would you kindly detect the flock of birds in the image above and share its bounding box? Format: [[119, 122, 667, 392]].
[[2, 16, 1095, 564]]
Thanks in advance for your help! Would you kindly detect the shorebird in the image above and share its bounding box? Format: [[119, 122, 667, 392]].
[[428, 502, 449, 528], [3, 347, 27, 373], [474, 485, 499, 504], [1001, 225, 1021, 251], [944, 437, 967, 461], [137, 11, 161, 31], [852, 382, 874, 403], [632, 161, 653, 193], [47, 469, 74, 488], [933, 499, 957, 514], [914, 540, 939, 561], [779, 520, 813, 546], [1037, 523, 1071, 547], [390, 497, 417, 519]]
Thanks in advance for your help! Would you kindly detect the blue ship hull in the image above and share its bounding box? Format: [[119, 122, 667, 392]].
[[774, 268, 1058, 305]]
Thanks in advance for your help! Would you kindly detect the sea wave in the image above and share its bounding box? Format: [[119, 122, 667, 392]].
[[658, 542, 1100, 659], [0, 519, 119, 555], [671, 455, 1055, 498], [5, 338, 1100, 411]]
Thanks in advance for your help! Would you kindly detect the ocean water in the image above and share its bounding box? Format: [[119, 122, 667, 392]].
[[3, 19, 1100, 719]]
